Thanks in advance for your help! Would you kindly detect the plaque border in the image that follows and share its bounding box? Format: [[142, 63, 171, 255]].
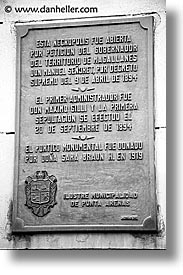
[[12, 16, 157, 233]]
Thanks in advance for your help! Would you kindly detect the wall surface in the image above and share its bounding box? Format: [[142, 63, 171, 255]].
[[0, 0, 166, 249]]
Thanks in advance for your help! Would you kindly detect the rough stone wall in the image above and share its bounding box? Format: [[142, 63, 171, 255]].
[[0, 0, 166, 249]]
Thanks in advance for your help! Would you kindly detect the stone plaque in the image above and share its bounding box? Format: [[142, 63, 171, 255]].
[[13, 17, 156, 232]]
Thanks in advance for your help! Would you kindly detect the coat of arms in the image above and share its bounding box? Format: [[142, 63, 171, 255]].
[[25, 171, 57, 217]]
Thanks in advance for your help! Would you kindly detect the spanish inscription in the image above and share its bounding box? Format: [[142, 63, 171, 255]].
[[13, 17, 156, 232]]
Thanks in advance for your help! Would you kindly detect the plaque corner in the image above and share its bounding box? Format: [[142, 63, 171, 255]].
[[12, 217, 25, 232], [16, 25, 30, 38], [139, 16, 153, 30], [142, 216, 157, 231]]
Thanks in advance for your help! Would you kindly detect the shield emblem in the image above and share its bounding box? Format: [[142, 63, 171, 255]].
[[25, 171, 57, 217]]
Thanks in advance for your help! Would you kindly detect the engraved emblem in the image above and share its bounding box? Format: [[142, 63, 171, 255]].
[[25, 171, 57, 217]]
